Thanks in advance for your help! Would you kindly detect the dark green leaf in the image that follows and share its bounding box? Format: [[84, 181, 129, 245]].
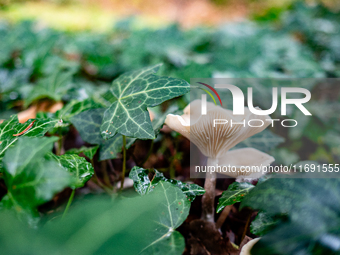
[[241, 175, 340, 255], [217, 182, 255, 213], [100, 64, 190, 139]]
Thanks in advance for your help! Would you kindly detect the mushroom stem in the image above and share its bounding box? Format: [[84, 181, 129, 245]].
[[201, 157, 218, 222]]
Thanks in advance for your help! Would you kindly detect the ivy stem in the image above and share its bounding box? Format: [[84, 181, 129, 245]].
[[120, 135, 127, 191], [62, 189, 75, 219], [201, 157, 217, 223]]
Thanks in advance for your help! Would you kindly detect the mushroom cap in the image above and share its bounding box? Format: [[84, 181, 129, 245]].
[[240, 238, 260, 255], [217, 148, 275, 178], [165, 100, 272, 159]]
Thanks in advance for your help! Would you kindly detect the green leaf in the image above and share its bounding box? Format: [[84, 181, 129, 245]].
[[65, 145, 99, 160], [216, 182, 255, 213], [129, 166, 205, 201], [0, 137, 73, 221], [0, 115, 59, 166], [0, 182, 189, 255], [100, 64, 190, 139], [234, 129, 285, 152], [241, 175, 340, 255], [25, 68, 75, 107], [45, 153, 94, 188]]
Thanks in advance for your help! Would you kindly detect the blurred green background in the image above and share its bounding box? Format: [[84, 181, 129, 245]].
[[0, 0, 339, 31]]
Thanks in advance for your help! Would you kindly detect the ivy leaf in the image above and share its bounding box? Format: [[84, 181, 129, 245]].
[[24, 68, 75, 107], [241, 175, 340, 255], [216, 182, 255, 213], [0, 115, 59, 166], [100, 64, 190, 140], [235, 129, 285, 152], [45, 153, 94, 188], [0, 137, 73, 221], [129, 166, 205, 201], [65, 145, 99, 160]]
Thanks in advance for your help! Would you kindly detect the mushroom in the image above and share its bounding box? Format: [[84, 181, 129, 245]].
[[240, 238, 260, 255], [218, 148, 275, 180], [165, 100, 273, 222]]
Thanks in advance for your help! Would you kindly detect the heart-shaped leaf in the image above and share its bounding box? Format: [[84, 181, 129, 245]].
[[129, 166, 205, 201], [45, 153, 94, 188], [0, 137, 73, 221], [217, 182, 255, 213], [100, 64, 190, 139]]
